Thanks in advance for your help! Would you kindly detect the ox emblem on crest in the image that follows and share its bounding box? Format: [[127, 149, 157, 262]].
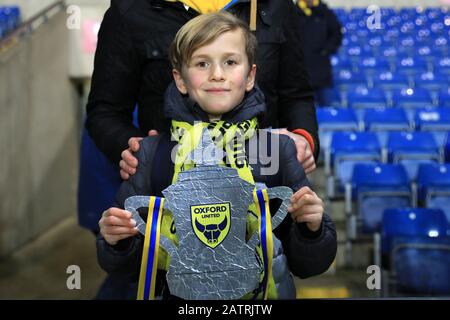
[[191, 202, 231, 248]]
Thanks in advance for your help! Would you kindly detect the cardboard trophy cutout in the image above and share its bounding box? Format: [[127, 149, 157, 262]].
[[125, 129, 292, 299]]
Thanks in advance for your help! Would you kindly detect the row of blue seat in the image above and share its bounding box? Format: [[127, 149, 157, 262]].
[[340, 20, 449, 32], [335, 6, 448, 20], [333, 57, 450, 74], [336, 46, 449, 60], [0, 6, 21, 39], [346, 165, 450, 295], [319, 105, 450, 129], [325, 133, 448, 202], [334, 6, 450, 296], [335, 73, 449, 90], [321, 86, 449, 110], [341, 33, 450, 47], [346, 162, 450, 244]]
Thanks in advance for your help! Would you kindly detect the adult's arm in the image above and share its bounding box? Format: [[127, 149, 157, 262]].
[[322, 4, 343, 56], [85, 0, 143, 164], [277, 0, 320, 160]]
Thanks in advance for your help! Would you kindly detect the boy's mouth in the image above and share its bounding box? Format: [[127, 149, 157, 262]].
[[205, 88, 230, 94]]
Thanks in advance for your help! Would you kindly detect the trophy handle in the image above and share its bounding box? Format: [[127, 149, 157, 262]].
[[247, 186, 293, 249], [266, 186, 293, 229], [124, 196, 177, 256]]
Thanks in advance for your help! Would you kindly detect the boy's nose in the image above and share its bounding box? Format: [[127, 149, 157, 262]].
[[210, 64, 225, 81]]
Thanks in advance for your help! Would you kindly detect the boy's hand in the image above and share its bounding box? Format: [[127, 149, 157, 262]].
[[287, 186, 323, 232], [120, 130, 159, 180], [99, 208, 139, 246], [272, 129, 316, 174]]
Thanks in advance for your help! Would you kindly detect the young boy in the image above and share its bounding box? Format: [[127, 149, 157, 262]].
[[97, 12, 336, 300]]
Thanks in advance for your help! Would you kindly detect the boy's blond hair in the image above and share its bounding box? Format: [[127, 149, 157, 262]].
[[169, 12, 257, 73]]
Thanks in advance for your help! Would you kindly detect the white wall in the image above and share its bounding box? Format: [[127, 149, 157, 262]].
[[0, 10, 79, 257], [66, 0, 109, 79]]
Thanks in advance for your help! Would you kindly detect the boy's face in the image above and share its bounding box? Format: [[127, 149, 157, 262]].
[[173, 29, 256, 120]]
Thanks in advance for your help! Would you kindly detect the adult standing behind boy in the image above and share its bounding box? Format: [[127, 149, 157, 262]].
[[295, 0, 342, 106], [98, 12, 337, 299], [85, 0, 320, 181]]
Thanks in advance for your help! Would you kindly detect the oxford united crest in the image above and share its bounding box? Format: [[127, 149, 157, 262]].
[[191, 202, 230, 248]]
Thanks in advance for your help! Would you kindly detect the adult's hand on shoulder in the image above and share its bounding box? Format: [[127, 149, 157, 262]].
[[119, 130, 159, 180], [273, 129, 316, 174]]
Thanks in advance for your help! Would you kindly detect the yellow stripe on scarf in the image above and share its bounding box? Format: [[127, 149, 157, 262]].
[[165, 0, 235, 13], [297, 0, 320, 16]]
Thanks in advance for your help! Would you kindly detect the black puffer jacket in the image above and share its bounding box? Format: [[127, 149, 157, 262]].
[[295, 1, 342, 89], [86, 0, 319, 165], [96, 83, 337, 299]]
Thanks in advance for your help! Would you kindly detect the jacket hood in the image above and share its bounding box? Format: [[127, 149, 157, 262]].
[[163, 81, 266, 124]]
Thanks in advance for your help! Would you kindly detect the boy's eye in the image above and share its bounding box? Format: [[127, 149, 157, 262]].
[[225, 60, 237, 66], [196, 61, 209, 68]]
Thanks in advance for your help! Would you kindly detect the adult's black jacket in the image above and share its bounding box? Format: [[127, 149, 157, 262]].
[[86, 0, 319, 165], [295, 1, 342, 89]]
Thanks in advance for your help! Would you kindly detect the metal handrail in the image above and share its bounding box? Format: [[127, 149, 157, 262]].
[[0, 1, 66, 52]]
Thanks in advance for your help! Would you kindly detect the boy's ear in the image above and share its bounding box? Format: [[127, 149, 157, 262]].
[[172, 69, 188, 94], [245, 64, 257, 92]]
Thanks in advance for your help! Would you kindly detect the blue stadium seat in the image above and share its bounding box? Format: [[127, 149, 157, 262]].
[[331, 55, 354, 72], [417, 163, 450, 222], [416, 28, 432, 40], [347, 86, 388, 110], [381, 207, 450, 295], [413, 72, 448, 93], [373, 71, 410, 92], [318, 87, 343, 107], [357, 57, 391, 75], [435, 57, 450, 77], [391, 236, 450, 295], [381, 207, 449, 255], [317, 107, 359, 160], [380, 46, 399, 60], [327, 132, 381, 198], [334, 69, 368, 91], [415, 45, 436, 64], [433, 35, 449, 54], [381, 33, 398, 47], [0, 6, 21, 39], [398, 34, 417, 49], [363, 107, 411, 147], [399, 22, 416, 35], [387, 132, 441, 181], [438, 87, 450, 108], [386, 16, 401, 29], [395, 57, 429, 76], [392, 87, 434, 114], [415, 107, 450, 147], [343, 34, 363, 47], [347, 164, 412, 235]]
